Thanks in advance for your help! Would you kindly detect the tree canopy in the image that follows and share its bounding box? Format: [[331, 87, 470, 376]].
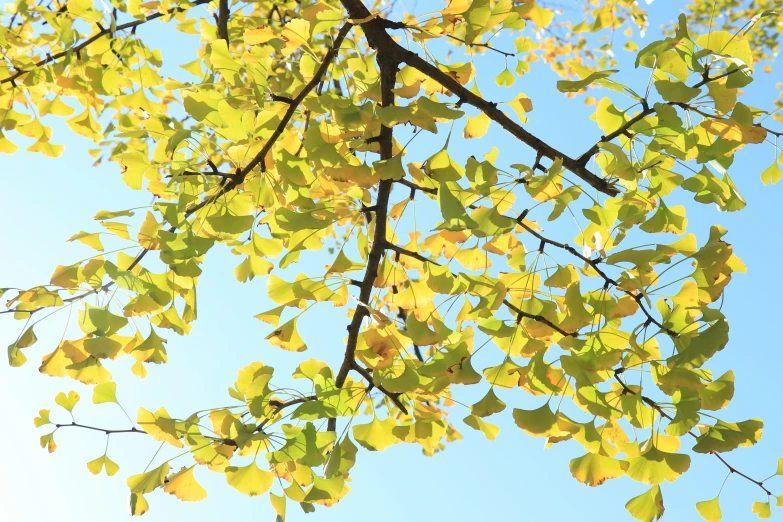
[[2, 0, 783, 520]]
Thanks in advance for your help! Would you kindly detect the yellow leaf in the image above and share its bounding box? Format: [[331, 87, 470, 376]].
[[129, 493, 149, 516], [137, 407, 183, 448], [164, 466, 208, 502], [225, 462, 275, 496], [463, 113, 491, 139]]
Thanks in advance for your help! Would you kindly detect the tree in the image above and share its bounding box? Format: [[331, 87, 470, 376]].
[[1, 0, 782, 520]]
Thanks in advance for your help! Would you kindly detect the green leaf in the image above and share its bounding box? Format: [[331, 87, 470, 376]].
[[470, 388, 506, 417], [557, 70, 618, 93], [512, 404, 561, 437], [625, 448, 691, 484], [353, 416, 398, 451], [127, 463, 171, 494], [692, 419, 763, 453], [696, 497, 722, 522], [761, 160, 782, 186], [625, 486, 665, 522], [495, 68, 515, 87], [462, 414, 501, 440], [92, 382, 118, 404], [654, 80, 701, 103]]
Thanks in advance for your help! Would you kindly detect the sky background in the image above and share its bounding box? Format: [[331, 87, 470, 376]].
[[2, 2, 783, 521]]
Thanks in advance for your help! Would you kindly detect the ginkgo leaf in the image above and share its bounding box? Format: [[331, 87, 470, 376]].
[[692, 419, 763, 453], [129, 493, 149, 516], [353, 416, 398, 451], [265, 317, 308, 352], [626, 486, 665, 522], [557, 70, 618, 92], [464, 113, 491, 139], [34, 409, 51, 427], [462, 415, 501, 440], [512, 405, 562, 437], [68, 231, 104, 251], [760, 160, 782, 186], [569, 453, 628, 487], [164, 466, 208, 502], [55, 390, 80, 412], [225, 462, 274, 496], [696, 497, 722, 522], [752, 501, 771, 520], [137, 407, 183, 448], [40, 432, 57, 453], [92, 382, 118, 404], [87, 455, 120, 476], [625, 448, 691, 484], [127, 463, 171, 494], [470, 388, 506, 417], [270, 493, 286, 520]]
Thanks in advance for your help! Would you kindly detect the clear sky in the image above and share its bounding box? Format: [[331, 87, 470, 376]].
[[1, 2, 782, 522]]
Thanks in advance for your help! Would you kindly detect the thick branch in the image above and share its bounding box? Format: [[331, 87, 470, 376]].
[[329, 5, 401, 431], [338, 0, 618, 196], [216, 0, 229, 43]]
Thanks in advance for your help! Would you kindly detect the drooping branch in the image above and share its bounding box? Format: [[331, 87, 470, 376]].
[[0, 0, 213, 85], [515, 209, 680, 339], [612, 369, 772, 496]]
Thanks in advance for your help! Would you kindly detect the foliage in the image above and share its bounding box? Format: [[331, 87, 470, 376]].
[[2, 0, 783, 520]]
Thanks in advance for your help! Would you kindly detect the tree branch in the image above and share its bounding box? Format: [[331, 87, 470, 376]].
[[329, 1, 403, 431], [216, 0, 229, 43], [502, 299, 577, 338], [4, 22, 353, 318], [385, 241, 441, 266], [515, 210, 680, 338], [338, 0, 619, 196], [613, 369, 772, 496], [54, 422, 144, 435], [351, 362, 409, 414], [1, 0, 213, 85]]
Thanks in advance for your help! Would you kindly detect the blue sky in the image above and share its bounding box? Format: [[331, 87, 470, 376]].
[[1, 3, 782, 521]]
